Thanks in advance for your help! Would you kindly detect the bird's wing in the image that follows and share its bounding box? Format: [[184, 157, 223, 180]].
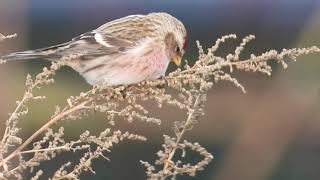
[[94, 14, 155, 42], [52, 31, 137, 60], [67, 31, 135, 60], [2, 14, 152, 62], [2, 31, 136, 62], [64, 14, 152, 60]]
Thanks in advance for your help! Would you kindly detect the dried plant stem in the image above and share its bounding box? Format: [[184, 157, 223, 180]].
[[163, 94, 201, 172], [1, 96, 28, 171], [1, 62, 64, 169], [1, 96, 27, 148], [2, 34, 319, 179], [19, 146, 69, 155], [0, 100, 90, 168], [178, 60, 253, 78], [178, 46, 320, 78], [55, 153, 103, 180]]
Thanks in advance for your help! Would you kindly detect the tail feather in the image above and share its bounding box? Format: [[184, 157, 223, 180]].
[[1, 42, 70, 61], [2, 50, 46, 61]]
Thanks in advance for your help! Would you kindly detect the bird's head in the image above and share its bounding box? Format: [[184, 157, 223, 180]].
[[148, 12, 188, 66], [164, 32, 187, 67]]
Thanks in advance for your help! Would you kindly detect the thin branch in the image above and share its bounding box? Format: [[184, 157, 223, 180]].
[[0, 100, 90, 168], [19, 146, 70, 155], [1, 96, 27, 147], [163, 94, 202, 172]]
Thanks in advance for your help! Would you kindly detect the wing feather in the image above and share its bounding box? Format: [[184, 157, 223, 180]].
[[2, 14, 154, 63], [38, 31, 136, 61]]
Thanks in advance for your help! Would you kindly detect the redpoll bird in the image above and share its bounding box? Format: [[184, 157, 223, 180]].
[[2, 12, 187, 85]]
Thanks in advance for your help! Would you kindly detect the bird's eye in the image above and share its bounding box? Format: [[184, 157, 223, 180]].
[[175, 46, 180, 53]]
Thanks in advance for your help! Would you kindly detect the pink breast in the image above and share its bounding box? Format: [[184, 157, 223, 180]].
[[140, 48, 169, 79]]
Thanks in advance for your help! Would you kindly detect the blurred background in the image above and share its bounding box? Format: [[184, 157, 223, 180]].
[[1, 0, 320, 179]]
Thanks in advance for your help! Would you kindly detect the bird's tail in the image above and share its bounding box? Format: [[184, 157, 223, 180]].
[[1, 50, 46, 61], [1, 42, 70, 61]]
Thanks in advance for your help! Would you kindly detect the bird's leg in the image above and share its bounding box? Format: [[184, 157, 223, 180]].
[[124, 85, 139, 95], [156, 76, 166, 89]]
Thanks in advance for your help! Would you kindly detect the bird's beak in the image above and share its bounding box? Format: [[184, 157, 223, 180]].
[[172, 55, 182, 66]]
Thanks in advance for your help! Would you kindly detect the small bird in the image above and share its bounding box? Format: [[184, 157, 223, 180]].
[[2, 12, 187, 85]]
